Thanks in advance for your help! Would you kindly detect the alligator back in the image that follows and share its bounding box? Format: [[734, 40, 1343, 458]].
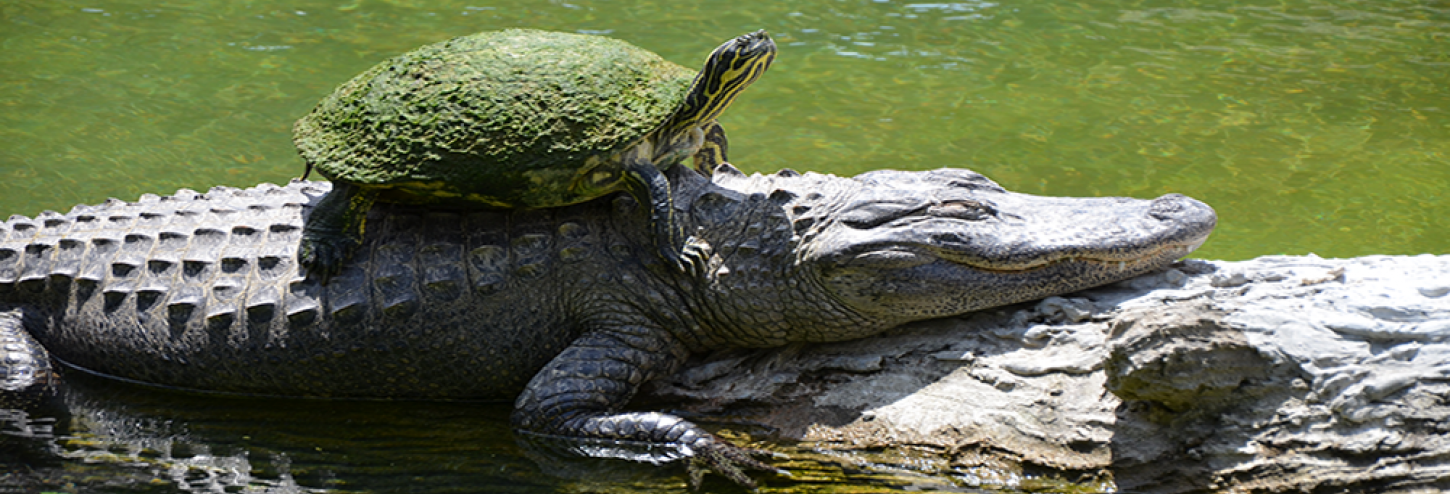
[[0, 182, 636, 399]]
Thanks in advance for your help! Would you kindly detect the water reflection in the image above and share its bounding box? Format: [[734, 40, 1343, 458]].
[[3, 370, 1036, 493], [3, 370, 563, 492]]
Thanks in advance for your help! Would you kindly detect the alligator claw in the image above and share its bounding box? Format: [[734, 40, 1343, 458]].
[[686, 438, 782, 490]]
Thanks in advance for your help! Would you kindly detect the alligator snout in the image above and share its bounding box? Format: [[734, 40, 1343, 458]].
[[1149, 193, 1218, 234]]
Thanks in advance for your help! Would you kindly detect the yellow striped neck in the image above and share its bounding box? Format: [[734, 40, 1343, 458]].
[[659, 30, 776, 142]]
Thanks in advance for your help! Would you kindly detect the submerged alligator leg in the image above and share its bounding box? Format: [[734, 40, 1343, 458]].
[[0, 308, 59, 411], [511, 326, 778, 488]]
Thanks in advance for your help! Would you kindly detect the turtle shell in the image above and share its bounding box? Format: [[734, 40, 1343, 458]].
[[293, 29, 696, 207]]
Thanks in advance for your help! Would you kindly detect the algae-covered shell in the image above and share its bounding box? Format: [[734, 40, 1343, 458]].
[[293, 29, 695, 206]]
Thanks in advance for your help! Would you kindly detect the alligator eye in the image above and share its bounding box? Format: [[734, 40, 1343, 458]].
[[929, 199, 995, 221], [930, 169, 1004, 192], [838, 200, 927, 229]]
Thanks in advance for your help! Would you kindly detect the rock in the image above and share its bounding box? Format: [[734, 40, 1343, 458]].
[[649, 255, 1450, 492]]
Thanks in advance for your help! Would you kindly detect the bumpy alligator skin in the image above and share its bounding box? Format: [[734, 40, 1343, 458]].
[[0, 165, 1216, 487]]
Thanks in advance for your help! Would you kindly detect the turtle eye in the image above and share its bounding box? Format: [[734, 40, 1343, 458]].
[[929, 199, 996, 221]]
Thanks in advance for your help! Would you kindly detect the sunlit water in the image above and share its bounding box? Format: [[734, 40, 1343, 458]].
[[1, 0, 1447, 492], [3, 0, 1446, 260]]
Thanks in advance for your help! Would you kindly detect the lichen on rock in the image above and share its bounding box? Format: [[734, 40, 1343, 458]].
[[653, 255, 1450, 492]]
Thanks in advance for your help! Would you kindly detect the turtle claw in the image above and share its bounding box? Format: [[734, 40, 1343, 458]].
[[685, 439, 783, 490], [679, 236, 714, 278]]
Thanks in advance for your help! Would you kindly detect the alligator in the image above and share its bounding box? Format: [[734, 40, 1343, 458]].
[[0, 165, 1215, 488]]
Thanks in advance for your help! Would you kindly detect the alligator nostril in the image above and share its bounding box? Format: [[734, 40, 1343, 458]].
[[1149, 194, 1190, 221], [1148, 193, 1218, 234]]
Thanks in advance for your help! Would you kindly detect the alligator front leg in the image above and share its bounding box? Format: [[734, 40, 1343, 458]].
[[512, 326, 780, 489]]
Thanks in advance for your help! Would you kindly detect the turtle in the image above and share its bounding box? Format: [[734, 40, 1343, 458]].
[[293, 29, 777, 280]]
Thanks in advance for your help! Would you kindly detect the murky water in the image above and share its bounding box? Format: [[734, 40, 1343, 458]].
[[10, 370, 1085, 493], [1, 0, 1447, 492]]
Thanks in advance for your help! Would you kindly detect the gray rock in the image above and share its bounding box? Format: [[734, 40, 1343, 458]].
[[650, 254, 1450, 492]]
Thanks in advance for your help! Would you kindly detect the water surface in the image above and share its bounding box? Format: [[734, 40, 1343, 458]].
[[3, 0, 1446, 260]]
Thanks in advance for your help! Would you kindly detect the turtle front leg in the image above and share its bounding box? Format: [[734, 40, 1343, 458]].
[[298, 182, 378, 283], [619, 158, 687, 271], [690, 121, 729, 177], [512, 326, 782, 489]]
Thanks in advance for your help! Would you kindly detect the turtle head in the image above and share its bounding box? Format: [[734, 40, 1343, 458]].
[[664, 30, 776, 136]]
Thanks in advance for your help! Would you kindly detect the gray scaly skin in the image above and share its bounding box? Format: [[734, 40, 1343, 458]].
[[0, 165, 1215, 488]]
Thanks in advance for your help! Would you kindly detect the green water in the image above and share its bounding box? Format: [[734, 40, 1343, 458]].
[[3, 0, 1447, 260], [1, 1, 1447, 492]]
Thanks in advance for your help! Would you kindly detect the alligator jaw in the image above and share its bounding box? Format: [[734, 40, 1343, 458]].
[[944, 241, 1202, 274], [801, 186, 1217, 327], [812, 242, 1203, 329]]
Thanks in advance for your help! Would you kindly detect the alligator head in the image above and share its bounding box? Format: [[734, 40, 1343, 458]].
[[686, 165, 1216, 345]]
